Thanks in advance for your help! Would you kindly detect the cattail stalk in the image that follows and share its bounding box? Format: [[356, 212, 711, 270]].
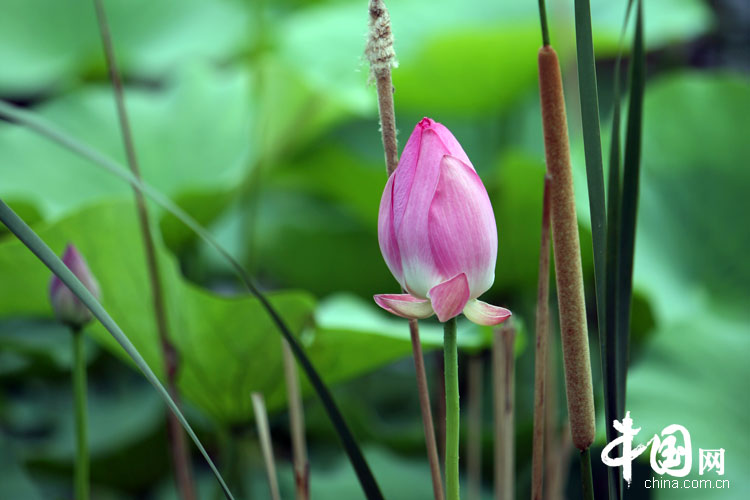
[[531, 176, 552, 500], [493, 323, 516, 500], [91, 1, 195, 498], [537, 46, 596, 452], [367, 3, 444, 500]]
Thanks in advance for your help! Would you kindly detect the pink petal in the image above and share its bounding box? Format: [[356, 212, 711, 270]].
[[377, 174, 403, 285], [374, 294, 434, 320], [428, 120, 473, 169], [428, 273, 470, 322], [428, 155, 497, 298], [395, 128, 448, 297], [463, 299, 511, 326]]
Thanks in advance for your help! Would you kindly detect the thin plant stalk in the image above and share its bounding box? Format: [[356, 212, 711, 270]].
[[581, 448, 595, 500], [544, 337, 572, 500], [443, 317, 460, 500], [72, 326, 89, 500], [531, 177, 552, 500], [543, 331, 559, 500], [91, 2, 195, 498], [467, 355, 483, 500], [493, 323, 515, 500], [282, 339, 310, 500], [252, 393, 282, 500], [0, 201, 236, 500], [0, 102, 383, 500], [409, 320, 445, 500], [367, 3, 444, 499]]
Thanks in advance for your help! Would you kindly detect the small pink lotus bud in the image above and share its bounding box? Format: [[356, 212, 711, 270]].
[[374, 117, 511, 325], [49, 244, 100, 328]]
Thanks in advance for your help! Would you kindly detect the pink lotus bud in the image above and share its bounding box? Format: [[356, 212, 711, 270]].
[[374, 118, 511, 325], [49, 244, 100, 328]]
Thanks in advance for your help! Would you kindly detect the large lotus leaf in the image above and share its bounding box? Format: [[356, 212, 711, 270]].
[[0, 201, 312, 423], [0, 64, 253, 220], [0, 0, 248, 96], [0, 201, 499, 423]]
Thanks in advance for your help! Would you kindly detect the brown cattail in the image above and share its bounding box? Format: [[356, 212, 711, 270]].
[[366, 0, 399, 176], [537, 46, 595, 451]]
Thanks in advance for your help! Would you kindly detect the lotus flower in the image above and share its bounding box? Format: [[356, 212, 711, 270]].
[[49, 244, 100, 328], [374, 117, 511, 325]]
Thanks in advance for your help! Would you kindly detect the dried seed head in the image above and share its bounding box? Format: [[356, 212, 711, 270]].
[[366, 0, 397, 83]]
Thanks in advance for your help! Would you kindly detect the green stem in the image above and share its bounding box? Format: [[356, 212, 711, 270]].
[[72, 327, 89, 500], [443, 317, 460, 500], [580, 448, 595, 500], [538, 0, 550, 46]]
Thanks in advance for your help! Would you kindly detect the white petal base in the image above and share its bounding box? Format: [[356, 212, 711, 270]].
[[374, 294, 434, 320], [463, 299, 512, 326]]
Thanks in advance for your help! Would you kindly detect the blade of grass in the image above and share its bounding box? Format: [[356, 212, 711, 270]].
[[0, 200, 235, 500], [0, 101, 384, 500], [573, 0, 607, 341], [617, 0, 645, 427], [90, 2, 195, 497], [602, 3, 634, 499]]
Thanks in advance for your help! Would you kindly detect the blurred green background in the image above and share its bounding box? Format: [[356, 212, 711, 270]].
[[0, 0, 748, 499]]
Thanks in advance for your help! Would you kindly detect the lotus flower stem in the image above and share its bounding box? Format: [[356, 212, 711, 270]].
[[537, 46, 596, 452], [252, 393, 282, 500], [281, 339, 310, 500], [71, 326, 89, 500], [531, 176, 552, 500], [367, 0, 399, 176], [91, 1, 196, 498], [493, 323, 515, 500], [443, 317, 460, 500], [409, 320, 445, 500], [467, 354, 483, 500]]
